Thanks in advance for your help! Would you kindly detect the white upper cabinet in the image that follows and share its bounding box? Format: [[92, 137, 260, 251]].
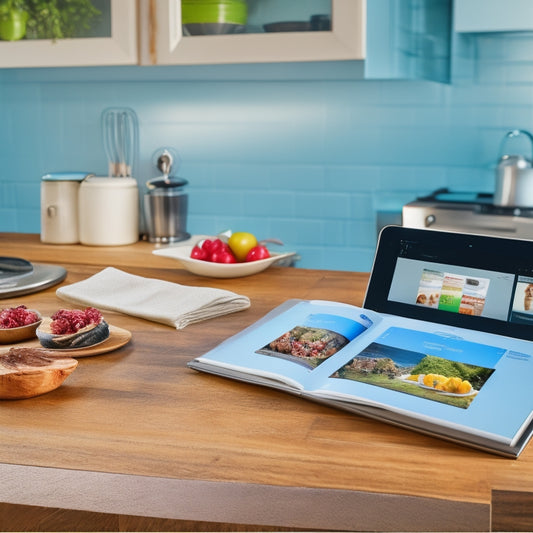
[[0, 1, 137, 68], [454, 0, 533, 33], [0, 0, 449, 82], [139, 0, 366, 65]]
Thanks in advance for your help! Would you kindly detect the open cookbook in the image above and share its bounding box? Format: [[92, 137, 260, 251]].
[[188, 226, 533, 458]]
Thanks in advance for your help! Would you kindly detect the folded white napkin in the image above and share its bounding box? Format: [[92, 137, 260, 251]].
[[56, 267, 251, 329]]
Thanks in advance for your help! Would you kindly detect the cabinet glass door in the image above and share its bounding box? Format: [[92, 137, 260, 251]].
[[182, 0, 332, 36], [0, 0, 137, 68], [142, 0, 365, 65]]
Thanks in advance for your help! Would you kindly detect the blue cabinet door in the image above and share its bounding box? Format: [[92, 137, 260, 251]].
[[455, 0, 533, 32], [365, 0, 452, 83]]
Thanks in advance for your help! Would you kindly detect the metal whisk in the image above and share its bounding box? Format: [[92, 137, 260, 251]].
[[101, 107, 139, 177]]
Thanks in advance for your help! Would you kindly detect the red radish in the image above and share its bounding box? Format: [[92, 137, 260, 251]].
[[211, 251, 237, 263], [245, 245, 270, 262]]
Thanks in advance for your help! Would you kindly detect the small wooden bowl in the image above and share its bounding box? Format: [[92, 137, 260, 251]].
[[0, 311, 42, 344], [0, 347, 78, 400]]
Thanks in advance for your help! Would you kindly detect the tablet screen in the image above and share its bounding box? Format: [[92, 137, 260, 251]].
[[364, 226, 533, 340]]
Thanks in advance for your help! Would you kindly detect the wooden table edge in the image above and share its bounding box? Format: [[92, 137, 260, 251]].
[[0, 462, 489, 531]]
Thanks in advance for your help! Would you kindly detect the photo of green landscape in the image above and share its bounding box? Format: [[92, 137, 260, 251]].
[[331, 342, 495, 409]]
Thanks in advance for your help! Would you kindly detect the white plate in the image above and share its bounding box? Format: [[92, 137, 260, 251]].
[[153, 246, 297, 278]]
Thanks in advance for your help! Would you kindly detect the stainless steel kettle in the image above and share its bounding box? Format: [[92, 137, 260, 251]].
[[494, 129, 533, 207]]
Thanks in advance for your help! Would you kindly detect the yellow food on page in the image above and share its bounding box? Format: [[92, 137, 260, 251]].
[[456, 380, 473, 394], [423, 374, 447, 388], [444, 376, 463, 393]]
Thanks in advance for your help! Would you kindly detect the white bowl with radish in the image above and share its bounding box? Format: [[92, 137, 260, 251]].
[[152, 232, 297, 278]]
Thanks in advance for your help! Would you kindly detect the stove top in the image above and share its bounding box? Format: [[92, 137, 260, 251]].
[[416, 188, 533, 218], [403, 188, 533, 239]]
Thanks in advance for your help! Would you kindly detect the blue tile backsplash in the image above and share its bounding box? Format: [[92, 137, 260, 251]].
[[1, 31, 533, 271]]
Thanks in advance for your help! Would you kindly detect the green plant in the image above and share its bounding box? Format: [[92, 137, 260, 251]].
[[0, 0, 27, 14], [0, 0, 29, 41], [24, 0, 101, 40]]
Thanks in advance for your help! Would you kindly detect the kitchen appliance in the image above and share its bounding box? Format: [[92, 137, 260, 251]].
[[143, 150, 189, 243], [1, 257, 32, 281], [494, 129, 533, 207], [76, 107, 140, 246], [0, 257, 66, 298], [40, 172, 92, 244], [78, 176, 139, 246], [402, 188, 533, 239]]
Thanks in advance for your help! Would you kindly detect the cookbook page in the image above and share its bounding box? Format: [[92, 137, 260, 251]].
[[313, 314, 533, 444], [189, 299, 381, 391]]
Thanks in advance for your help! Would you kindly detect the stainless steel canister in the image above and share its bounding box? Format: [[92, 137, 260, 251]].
[[143, 176, 189, 243]]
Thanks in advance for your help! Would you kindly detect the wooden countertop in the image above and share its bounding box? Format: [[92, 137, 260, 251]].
[[0, 234, 532, 532]]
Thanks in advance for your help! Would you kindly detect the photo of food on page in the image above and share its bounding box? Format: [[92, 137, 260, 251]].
[[510, 277, 533, 325], [256, 313, 373, 370], [415, 268, 490, 316], [330, 327, 498, 409]]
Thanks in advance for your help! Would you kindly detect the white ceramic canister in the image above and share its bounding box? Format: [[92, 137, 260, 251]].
[[78, 176, 139, 246], [40, 172, 91, 244]]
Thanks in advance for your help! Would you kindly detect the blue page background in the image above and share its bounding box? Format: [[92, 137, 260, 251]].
[[319, 325, 533, 440]]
